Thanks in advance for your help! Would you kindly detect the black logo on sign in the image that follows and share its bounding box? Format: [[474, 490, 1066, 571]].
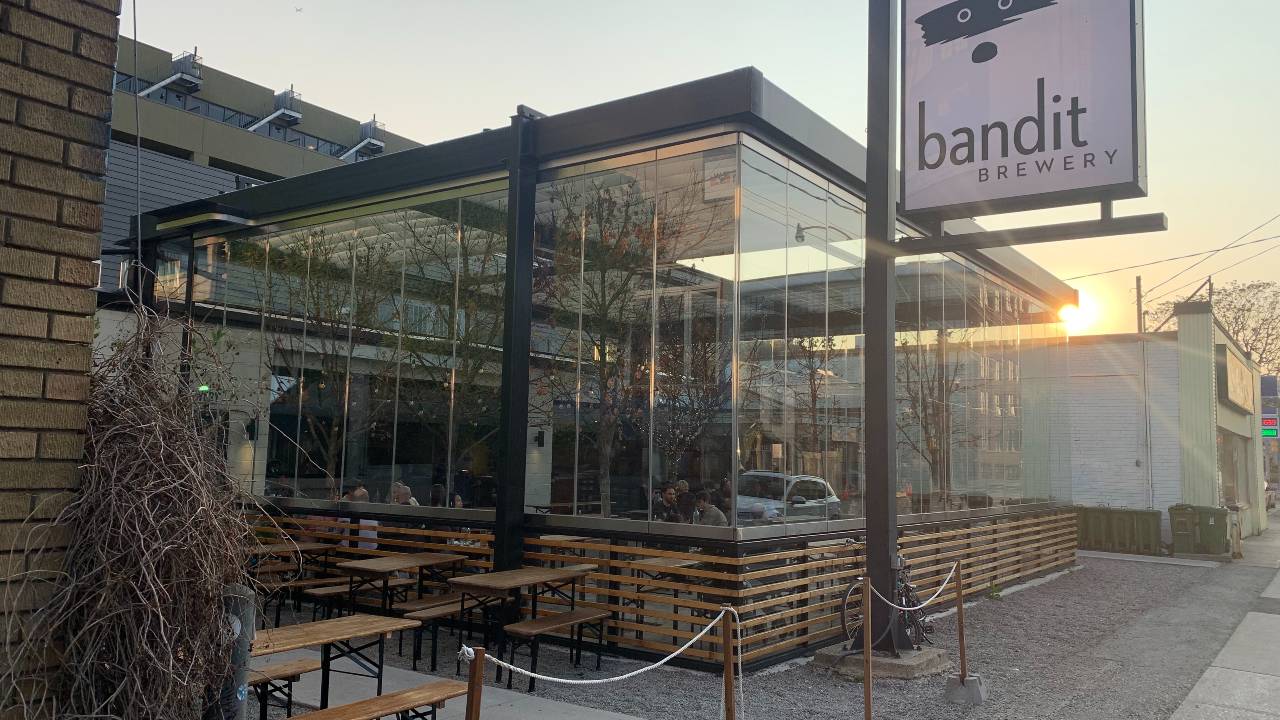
[[915, 0, 1057, 63]]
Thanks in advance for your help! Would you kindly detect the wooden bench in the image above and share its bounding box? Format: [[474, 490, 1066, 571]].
[[292, 678, 469, 720], [259, 576, 343, 627], [502, 607, 611, 692], [247, 657, 321, 720], [303, 578, 417, 619], [406, 600, 483, 674]]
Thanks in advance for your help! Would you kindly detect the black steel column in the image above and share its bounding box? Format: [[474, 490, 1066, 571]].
[[493, 106, 541, 571], [864, 0, 903, 651]]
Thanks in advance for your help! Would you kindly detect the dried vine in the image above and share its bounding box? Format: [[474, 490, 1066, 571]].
[[1, 307, 267, 719]]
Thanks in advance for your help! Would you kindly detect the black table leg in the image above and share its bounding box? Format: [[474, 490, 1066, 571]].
[[320, 642, 332, 709], [377, 633, 385, 695]]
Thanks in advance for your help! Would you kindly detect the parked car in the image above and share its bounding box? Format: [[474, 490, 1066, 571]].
[[736, 471, 842, 523]]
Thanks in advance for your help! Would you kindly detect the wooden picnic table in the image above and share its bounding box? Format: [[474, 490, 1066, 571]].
[[248, 541, 330, 558], [336, 552, 466, 612], [449, 564, 597, 674], [252, 613, 420, 709]]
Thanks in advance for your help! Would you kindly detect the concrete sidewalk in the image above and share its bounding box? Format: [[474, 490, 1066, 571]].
[[252, 648, 644, 720], [1171, 527, 1280, 718]]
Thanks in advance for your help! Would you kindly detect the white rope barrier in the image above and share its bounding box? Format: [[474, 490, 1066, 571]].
[[861, 562, 959, 612], [458, 607, 747, 719], [459, 609, 726, 686]]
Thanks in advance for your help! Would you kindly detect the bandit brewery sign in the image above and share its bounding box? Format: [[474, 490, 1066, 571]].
[[902, 0, 1147, 217]]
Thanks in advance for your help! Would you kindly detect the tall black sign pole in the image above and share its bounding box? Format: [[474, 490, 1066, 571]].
[[864, 0, 903, 651]]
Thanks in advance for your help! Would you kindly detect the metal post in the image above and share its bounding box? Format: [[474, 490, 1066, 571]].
[[955, 564, 968, 683], [493, 106, 540, 571], [864, 0, 904, 651], [862, 575, 872, 720], [1135, 275, 1144, 333], [464, 647, 486, 720], [721, 608, 735, 720]]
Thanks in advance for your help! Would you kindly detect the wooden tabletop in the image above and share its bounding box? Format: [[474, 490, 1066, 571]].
[[337, 552, 466, 576], [251, 614, 421, 657], [288, 679, 469, 720], [449, 564, 596, 595], [247, 542, 330, 557]]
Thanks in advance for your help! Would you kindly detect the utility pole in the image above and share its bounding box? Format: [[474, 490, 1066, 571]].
[[864, 0, 905, 651], [1135, 276, 1144, 333]]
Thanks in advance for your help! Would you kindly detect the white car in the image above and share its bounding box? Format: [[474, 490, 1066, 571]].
[[736, 471, 842, 523]]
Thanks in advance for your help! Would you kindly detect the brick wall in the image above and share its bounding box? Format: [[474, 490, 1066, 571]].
[[0, 0, 120, 703]]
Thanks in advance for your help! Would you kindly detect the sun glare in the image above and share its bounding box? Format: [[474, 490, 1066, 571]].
[[1058, 291, 1100, 335]]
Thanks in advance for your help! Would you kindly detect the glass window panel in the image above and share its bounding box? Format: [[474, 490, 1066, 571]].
[[450, 191, 507, 509], [399, 199, 462, 507], [784, 167, 830, 528], [341, 212, 408, 503], [575, 162, 655, 520], [827, 186, 864, 520], [894, 256, 925, 515], [529, 175, 586, 515], [291, 219, 355, 499], [653, 147, 736, 525], [737, 147, 789, 526]]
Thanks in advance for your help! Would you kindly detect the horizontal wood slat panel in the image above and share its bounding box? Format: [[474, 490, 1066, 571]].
[[255, 509, 1076, 668]]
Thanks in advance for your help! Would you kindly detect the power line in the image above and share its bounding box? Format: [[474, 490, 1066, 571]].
[[1064, 233, 1280, 281], [1147, 238, 1280, 304], [1144, 212, 1280, 294]]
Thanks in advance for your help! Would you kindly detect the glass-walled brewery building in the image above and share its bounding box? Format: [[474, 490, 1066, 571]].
[[137, 68, 1073, 538]]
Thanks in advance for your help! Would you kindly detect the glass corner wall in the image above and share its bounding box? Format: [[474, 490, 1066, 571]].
[[168, 130, 1069, 532], [177, 180, 510, 511]]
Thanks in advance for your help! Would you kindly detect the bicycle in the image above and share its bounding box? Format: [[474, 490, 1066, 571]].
[[840, 552, 934, 651]]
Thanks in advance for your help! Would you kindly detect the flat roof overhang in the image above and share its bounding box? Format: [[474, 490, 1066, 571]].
[[143, 66, 1076, 308]]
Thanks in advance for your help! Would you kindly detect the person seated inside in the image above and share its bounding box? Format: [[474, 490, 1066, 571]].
[[653, 484, 685, 523], [694, 490, 728, 527]]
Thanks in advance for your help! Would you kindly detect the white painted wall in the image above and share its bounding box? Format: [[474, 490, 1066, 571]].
[[1069, 334, 1182, 511]]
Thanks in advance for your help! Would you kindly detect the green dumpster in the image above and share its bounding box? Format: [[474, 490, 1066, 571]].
[[1169, 504, 1197, 555], [1132, 510, 1162, 555], [1083, 507, 1111, 550], [1196, 506, 1230, 554], [1109, 510, 1138, 553]]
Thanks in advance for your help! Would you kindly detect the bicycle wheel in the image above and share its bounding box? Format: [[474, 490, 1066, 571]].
[[840, 580, 864, 646]]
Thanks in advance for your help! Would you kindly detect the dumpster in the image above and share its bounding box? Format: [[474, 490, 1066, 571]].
[[1196, 506, 1230, 554], [1168, 504, 1197, 554], [1109, 510, 1137, 553], [1132, 509, 1162, 555], [1082, 507, 1111, 550]]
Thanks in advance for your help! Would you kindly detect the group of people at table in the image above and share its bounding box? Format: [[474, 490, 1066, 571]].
[[651, 480, 730, 526]]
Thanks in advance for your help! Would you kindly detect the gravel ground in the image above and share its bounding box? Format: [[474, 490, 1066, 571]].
[[250, 555, 1272, 720]]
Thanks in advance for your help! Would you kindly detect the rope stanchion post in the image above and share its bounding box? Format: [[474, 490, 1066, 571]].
[[942, 561, 988, 706], [862, 574, 872, 720], [464, 646, 485, 720], [721, 607, 735, 720], [955, 565, 967, 683]]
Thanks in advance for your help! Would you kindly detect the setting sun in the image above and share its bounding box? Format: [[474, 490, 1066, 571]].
[[1059, 290, 1101, 335]]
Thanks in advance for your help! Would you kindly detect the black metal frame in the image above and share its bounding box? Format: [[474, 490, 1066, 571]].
[[317, 635, 386, 709]]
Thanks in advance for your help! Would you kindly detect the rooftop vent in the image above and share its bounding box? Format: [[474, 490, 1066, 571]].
[[168, 50, 202, 93], [339, 116, 386, 162], [246, 85, 304, 133], [270, 86, 303, 125], [138, 48, 202, 97]]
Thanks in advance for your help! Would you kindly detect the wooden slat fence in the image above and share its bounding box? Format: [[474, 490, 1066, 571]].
[[250, 509, 1076, 668]]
